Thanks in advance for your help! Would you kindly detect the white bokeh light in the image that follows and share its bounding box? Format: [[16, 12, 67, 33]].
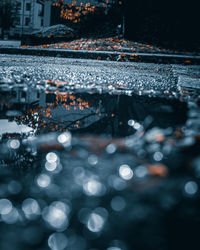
[[87, 212, 105, 233], [119, 164, 133, 180], [37, 174, 51, 188], [57, 132, 71, 147], [9, 139, 20, 149], [48, 232, 68, 250], [0, 199, 13, 215], [83, 179, 104, 196], [43, 201, 69, 230], [46, 152, 58, 163]]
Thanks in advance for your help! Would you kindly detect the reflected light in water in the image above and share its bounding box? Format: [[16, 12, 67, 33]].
[[119, 164, 133, 180], [22, 198, 41, 219], [0, 119, 33, 134], [42, 201, 70, 230], [0, 199, 13, 215], [184, 181, 198, 195], [37, 174, 51, 188], [83, 179, 104, 196], [48, 232, 68, 250], [87, 212, 105, 233]]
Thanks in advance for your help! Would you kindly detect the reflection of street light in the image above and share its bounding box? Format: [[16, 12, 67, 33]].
[[21, 0, 25, 45]]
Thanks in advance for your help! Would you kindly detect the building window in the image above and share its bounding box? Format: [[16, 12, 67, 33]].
[[21, 91, 26, 98], [25, 17, 30, 26], [15, 17, 21, 26], [26, 3, 31, 11]]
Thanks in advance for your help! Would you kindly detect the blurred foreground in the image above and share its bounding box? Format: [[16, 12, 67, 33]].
[[1, 77, 200, 249]]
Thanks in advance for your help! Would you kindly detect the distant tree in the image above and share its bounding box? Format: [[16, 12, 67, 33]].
[[47, 0, 126, 37], [0, 0, 20, 38]]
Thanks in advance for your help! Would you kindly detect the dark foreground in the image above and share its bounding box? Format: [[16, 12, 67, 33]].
[[1, 56, 200, 250]]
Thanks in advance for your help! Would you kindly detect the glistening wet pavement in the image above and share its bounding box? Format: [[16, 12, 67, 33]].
[[1, 55, 200, 250]]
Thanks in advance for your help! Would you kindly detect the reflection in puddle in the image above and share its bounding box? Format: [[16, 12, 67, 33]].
[[0, 87, 187, 138], [0, 119, 33, 135], [0, 87, 200, 250]]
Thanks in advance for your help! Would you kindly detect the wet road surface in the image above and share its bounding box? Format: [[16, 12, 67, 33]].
[[0, 54, 185, 96], [1, 54, 200, 250]]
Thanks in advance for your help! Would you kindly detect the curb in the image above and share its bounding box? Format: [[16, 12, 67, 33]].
[[0, 47, 200, 65]]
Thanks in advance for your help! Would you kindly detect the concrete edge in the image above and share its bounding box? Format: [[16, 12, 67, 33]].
[[0, 46, 200, 65]]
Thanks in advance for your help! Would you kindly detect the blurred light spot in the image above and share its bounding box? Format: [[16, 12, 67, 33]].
[[48, 232, 68, 250], [8, 180, 22, 194], [1, 207, 18, 224], [184, 181, 198, 195], [107, 240, 126, 250], [22, 198, 40, 219], [9, 139, 20, 149], [153, 151, 163, 161], [88, 155, 98, 165], [111, 196, 126, 212], [83, 179, 104, 196], [42, 201, 69, 230], [37, 174, 51, 188], [53, 163, 63, 174], [135, 165, 148, 178], [87, 213, 105, 233], [45, 161, 57, 172], [46, 152, 58, 163], [0, 199, 13, 215], [73, 167, 85, 186], [133, 122, 141, 130], [57, 132, 71, 147], [108, 175, 126, 191], [119, 164, 133, 180], [128, 119, 135, 126], [106, 144, 117, 154]]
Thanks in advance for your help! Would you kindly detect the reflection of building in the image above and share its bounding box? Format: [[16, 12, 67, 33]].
[[10, 87, 45, 106], [10, 0, 51, 36], [0, 87, 46, 113]]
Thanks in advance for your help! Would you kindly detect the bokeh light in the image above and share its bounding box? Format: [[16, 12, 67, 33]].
[[119, 165, 133, 180]]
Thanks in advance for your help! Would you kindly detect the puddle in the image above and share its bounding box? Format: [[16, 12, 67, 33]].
[[0, 87, 187, 138], [1, 86, 200, 250]]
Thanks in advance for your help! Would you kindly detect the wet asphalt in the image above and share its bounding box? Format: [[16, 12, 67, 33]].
[[1, 54, 199, 96]]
